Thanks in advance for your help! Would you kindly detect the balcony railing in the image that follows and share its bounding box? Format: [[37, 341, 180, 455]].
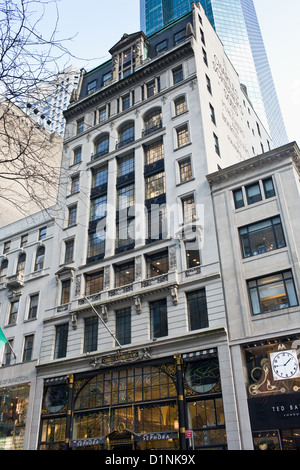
[[142, 118, 162, 137]]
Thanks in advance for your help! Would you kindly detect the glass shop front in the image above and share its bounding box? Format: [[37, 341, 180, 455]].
[[0, 383, 30, 450], [38, 351, 227, 450], [245, 334, 300, 450]]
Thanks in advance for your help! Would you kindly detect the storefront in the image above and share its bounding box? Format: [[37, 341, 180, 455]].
[[38, 349, 227, 450], [0, 383, 30, 450], [244, 334, 300, 450]]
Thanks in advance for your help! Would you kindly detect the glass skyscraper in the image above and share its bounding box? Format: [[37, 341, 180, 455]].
[[140, 0, 288, 147]]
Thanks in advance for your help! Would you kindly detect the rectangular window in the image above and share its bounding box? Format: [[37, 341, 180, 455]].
[[90, 195, 107, 221], [173, 66, 183, 84], [92, 166, 108, 188], [84, 317, 98, 353], [145, 172, 165, 200], [20, 234, 28, 247], [116, 218, 135, 251], [147, 205, 167, 242], [99, 106, 106, 123], [150, 299, 168, 339], [122, 94, 130, 110], [179, 157, 192, 183], [23, 335, 34, 362], [206, 75, 212, 94], [210, 104, 216, 124], [85, 270, 104, 296], [103, 72, 112, 86], [182, 195, 196, 223], [186, 289, 208, 330], [87, 80, 97, 95], [117, 184, 135, 210], [174, 29, 185, 45], [28, 294, 39, 320], [118, 153, 135, 177], [61, 279, 71, 305], [3, 340, 13, 366], [8, 300, 19, 325], [39, 227, 47, 240], [115, 261, 134, 287], [73, 147, 82, 165], [245, 182, 262, 204], [88, 230, 106, 260], [3, 241, 11, 254], [64, 239, 74, 263], [146, 80, 156, 98], [156, 40, 168, 54], [233, 188, 244, 209], [174, 96, 186, 116], [144, 140, 164, 165], [68, 205, 77, 227], [213, 133, 220, 156], [77, 118, 84, 134], [202, 48, 208, 65], [176, 125, 189, 148], [185, 239, 200, 269], [248, 270, 298, 315], [239, 216, 286, 258], [54, 324, 68, 359], [116, 308, 131, 345], [146, 251, 169, 278], [71, 175, 79, 194], [263, 177, 276, 198]]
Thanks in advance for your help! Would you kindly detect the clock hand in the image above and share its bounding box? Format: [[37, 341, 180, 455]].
[[284, 358, 292, 367]]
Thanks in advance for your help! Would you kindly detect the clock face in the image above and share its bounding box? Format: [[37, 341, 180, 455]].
[[270, 350, 300, 381]]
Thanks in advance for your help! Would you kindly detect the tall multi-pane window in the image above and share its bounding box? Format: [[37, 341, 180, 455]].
[[118, 122, 134, 148], [150, 299, 168, 339], [83, 317, 98, 353], [73, 147, 82, 165], [116, 308, 131, 345], [179, 157, 192, 183], [182, 195, 196, 223], [90, 195, 107, 221], [2, 340, 13, 366], [68, 205, 77, 227], [143, 109, 162, 136], [23, 335, 34, 362], [144, 140, 164, 165], [95, 134, 109, 157], [76, 118, 84, 134], [87, 230, 106, 260], [85, 270, 104, 296], [176, 124, 189, 148], [71, 174, 79, 194], [64, 239, 74, 264], [61, 279, 71, 305], [16, 253, 26, 276], [145, 172, 165, 200], [8, 300, 19, 325], [172, 65, 183, 84], [0, 259, 8, 283], [92, 166, 108, 189], [28, 294, 39, 320], [34, 246, 45, 271], [186, 289, 208, 330], [117, 185, 135, 211], [54, 324, 68, 359], [174, 96, 186, 116]]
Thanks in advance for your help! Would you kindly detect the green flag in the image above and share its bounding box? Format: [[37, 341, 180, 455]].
[[0, 328, 8, 349]]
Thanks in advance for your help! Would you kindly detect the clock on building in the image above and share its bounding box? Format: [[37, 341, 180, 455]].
[[270, 350, 300, 381]]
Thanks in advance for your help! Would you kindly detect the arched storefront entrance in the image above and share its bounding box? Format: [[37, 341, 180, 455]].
[[38, 351, 227, 450]]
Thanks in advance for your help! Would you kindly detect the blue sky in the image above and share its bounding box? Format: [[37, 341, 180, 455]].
[[49, 0, 300, 146]]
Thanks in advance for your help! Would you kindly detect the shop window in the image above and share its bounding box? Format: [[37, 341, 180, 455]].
[[248, 270, 298, 315], [186, 289, 208, 330], [40, 417, 67, 450], [239, 216, 286, 258], [187, 398, 226, 449], [84, 317, 98, 353], [54, 323, 68, 359], [0, 384, 30, 450]]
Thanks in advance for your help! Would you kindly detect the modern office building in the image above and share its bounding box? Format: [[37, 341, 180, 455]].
[[140, 0, 288, 148]]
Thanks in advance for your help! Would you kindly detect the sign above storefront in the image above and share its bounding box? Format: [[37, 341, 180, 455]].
[[248, 392, 300, 431], [70, 431, 178, 448], [89, 348, 151, 368]]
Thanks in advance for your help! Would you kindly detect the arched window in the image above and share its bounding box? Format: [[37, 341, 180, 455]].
[[17, 253, 26, 276], [0, 259, 8, 283], [94, 134, 109, 158], [117, 122, 135, 148], [143, 108, 162, 136], [34, 246, 45, 271]]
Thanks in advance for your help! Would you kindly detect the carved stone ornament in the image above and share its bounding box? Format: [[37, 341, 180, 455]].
[[134, 296, 142, 314], [170, 285, 178, 305]]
